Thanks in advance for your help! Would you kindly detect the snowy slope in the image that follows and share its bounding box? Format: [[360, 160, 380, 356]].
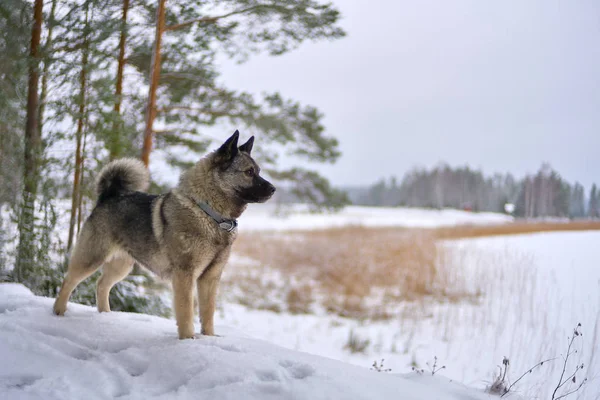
[[0, 284, 498, 400], [239, 204, 512, 231]]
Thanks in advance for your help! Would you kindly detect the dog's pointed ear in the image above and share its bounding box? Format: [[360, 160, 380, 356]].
[[216, 130, 239, 161], [238, 136, 254, 155]]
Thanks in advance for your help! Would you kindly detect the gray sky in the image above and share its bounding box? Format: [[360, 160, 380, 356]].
[[218, 0, 600, 188]]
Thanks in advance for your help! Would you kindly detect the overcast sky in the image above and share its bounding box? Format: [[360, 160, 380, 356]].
[[218, 0, 600, 188]]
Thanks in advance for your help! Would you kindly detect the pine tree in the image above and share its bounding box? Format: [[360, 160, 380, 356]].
[[0, 0, 30, 206], [358, 163, 582, 219], [3, 0, 349, 313], [589, 184, 598, 218], [131, 0, 347, 210], [14, 0, 44, 284], [569, 183, 585, 218], [109, 0, 131, 160]]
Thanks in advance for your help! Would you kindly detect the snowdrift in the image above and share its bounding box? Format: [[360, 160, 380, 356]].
[[0, 284, 496, 400]]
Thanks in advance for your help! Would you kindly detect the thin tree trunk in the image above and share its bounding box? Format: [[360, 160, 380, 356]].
[[141, 0, 166, 166], [110, 0, 130, 160], [77, 112, 90, 234], [76, 145, 85, 233], [67, 5, 90, 252], [38, 0, 57, 139], [15, 0, 44, 283]]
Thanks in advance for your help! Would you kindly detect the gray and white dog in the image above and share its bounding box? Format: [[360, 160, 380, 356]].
[[53, 130, 275, 339]]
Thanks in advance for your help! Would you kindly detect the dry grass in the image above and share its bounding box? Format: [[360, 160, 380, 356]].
[[433, 220, 600, 240], [232, 226, 481, 319], [344, 329, 371, 354], [236, 227, 437, 293], [286, 284, 314, 315], [281, 219, 600, 240], [230, 220, 600, 319]]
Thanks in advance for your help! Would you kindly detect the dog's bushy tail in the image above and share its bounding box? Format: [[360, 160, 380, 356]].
[[96, 158, 150, 202]]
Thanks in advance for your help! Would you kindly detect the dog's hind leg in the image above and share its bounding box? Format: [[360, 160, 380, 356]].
[[96, 254, 134, 313], [53, 227, 110, 316]]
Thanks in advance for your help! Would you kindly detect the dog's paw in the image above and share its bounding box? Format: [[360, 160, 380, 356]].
[[177, 325, 196, 340], [53, 302, 67, 316], [200, 326, 217, 336]]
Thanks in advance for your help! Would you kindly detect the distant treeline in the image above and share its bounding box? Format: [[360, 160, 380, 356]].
[[342, 163, 598, 218]]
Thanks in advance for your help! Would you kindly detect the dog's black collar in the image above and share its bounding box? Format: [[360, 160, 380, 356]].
[[194, 200, 238, 232]]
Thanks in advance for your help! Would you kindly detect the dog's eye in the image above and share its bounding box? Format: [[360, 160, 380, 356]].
[[245, 168, 255, 177]]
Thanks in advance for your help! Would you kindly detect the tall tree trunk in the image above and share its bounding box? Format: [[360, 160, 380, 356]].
[[110, 0, 130, 160], [15, 0, 44, 283], [141, 0, 166, 167], [67, 5, 90, 252]]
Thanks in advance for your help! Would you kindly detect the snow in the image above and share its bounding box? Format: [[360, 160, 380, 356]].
[[3, 201, 597, 399], [238, 203, 513, 231], [216, 231, 600, 400], [443, 231, 600, 400], [0, 284, 497, 400]]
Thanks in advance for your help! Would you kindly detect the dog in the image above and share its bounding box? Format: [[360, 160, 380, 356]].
[[53, 130, 275, 339]]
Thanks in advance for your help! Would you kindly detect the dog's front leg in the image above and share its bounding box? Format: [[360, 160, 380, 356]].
[[197, 250, 229, 336], [197, 276, 220, 336], [172, 269, 196, 339]]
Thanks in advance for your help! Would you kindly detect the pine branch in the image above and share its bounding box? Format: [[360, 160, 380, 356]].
[[161, 72, 210, 82], [52, 41, 86, 54], [152, 129, 181, 135], [165, 4, 277, 32], [157, 106, 242, 119], [157, 105, 210, 113]]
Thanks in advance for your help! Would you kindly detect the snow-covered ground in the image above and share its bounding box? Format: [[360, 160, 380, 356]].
[[218, 231, 600, 400], [3, 202, 597, 399], [0, 283, 498, 400], [238, 203, 513, 231]]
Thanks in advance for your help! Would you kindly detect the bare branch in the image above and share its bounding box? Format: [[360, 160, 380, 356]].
[[552, 323, 583, 400], [557, 366, 582, 390], [425, 356, 446, 376], [501, 357, 556, 397], [553, 379, 587, 400]]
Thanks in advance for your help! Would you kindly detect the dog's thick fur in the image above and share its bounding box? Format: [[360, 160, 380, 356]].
[[53, 131, 275, 339]]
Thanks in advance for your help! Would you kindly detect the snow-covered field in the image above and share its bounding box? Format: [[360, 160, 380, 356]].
[[239, 203, 513, 231], [219, 230, 600, 400], [2, 202, 598, 399], [0, 283, 497, 400]]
